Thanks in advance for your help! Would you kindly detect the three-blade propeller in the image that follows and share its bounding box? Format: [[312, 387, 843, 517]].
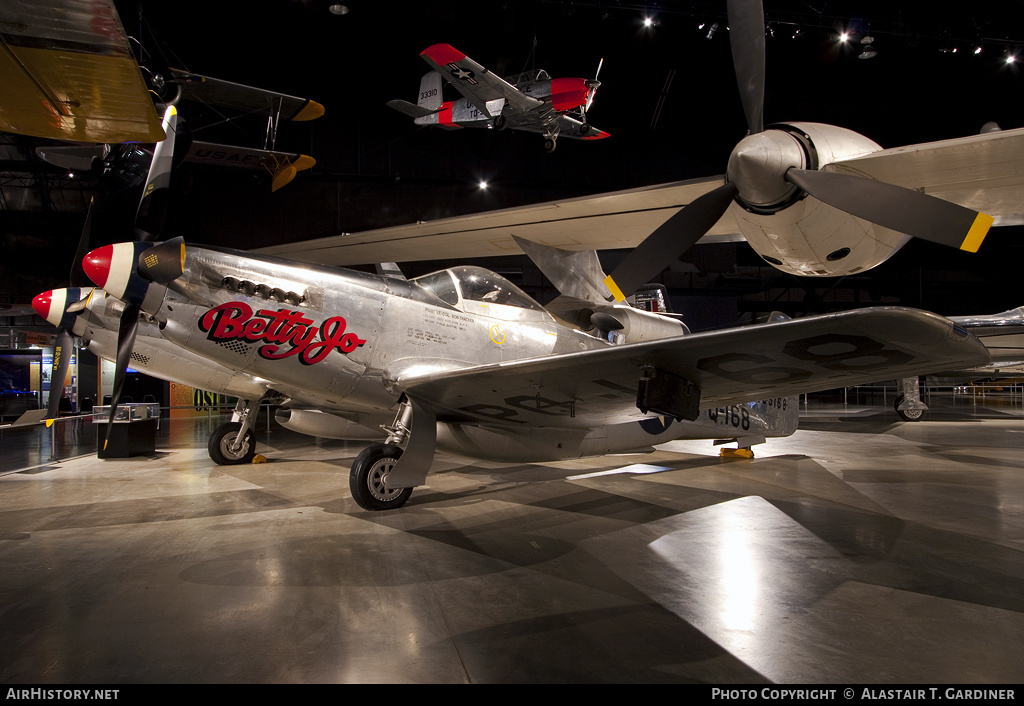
[[603, 0, 993, 302]]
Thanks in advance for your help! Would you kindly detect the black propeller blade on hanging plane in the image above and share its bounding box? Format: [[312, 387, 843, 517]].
[[603, 0, 994, 301], [726, 0, 764, 136], [783, 168, 993, 252], [603, 182, 737, 302]]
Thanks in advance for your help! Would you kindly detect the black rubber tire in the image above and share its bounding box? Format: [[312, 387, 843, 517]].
[[893, 395, 927, 422], [543, 137, 556, 153], [208, 422, 256, 465], [493, 115, 507, 131], [349, 443, 413, 511]]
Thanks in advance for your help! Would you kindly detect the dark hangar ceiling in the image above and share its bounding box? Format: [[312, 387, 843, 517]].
[[3, 0, 1024, 328]]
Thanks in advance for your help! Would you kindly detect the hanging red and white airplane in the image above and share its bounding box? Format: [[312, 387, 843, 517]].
[[388, 43, 608, 152]]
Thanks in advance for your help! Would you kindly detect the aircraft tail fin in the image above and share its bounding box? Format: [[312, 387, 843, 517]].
[[375, 262, 406, 279], [418, 71, 443, 111], [513, 236, 612, 303]]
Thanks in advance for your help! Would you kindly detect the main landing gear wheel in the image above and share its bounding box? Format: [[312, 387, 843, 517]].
[[543, 137, 557, 153], [208, 422, 256, 464], [349, 442, 413, 511], [893, 395, 927, 422], [492, 115, 507, 130]]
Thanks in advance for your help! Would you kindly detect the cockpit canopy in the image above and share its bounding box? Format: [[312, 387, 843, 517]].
[[413, 266, 552, 321]]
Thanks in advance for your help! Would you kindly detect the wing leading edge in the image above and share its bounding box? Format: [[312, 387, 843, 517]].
[[255, 175, 739, 266], [400, 307, 989, 429]]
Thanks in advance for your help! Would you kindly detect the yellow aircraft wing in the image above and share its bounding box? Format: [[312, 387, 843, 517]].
[[0, 0, 164, 144]]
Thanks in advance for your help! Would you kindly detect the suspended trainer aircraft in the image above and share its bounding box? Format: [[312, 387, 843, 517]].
[[282, 0, 1024, 281], [388, 43, 608, 152], [64, 227, 987, 510]]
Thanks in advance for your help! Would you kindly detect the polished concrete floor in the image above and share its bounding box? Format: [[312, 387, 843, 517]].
[[1, 393, 1023, 684]]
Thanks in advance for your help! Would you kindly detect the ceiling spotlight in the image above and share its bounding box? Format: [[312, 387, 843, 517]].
[[974, 46, 983, 55], [839, 32, 850, 43], [478, 180, 489, 190], [643, 16, 655, 28], [1006, 54, 1017, 64]]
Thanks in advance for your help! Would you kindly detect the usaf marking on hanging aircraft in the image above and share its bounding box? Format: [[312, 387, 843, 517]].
[[277, 0, 1023, 281]]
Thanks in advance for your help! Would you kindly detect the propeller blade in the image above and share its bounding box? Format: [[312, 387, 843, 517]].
[[603, 182, 738, 301], [46, 329, 74, 423], [137, 237, 186, 285], [135, 105, 178, 242], [65, 288, 94, 313], [785, 169, 994, 252], [70, 196, 95, 287], [586, 58, 604, 111], [104, 301, 141, 451], [726, 0, 766, 134]]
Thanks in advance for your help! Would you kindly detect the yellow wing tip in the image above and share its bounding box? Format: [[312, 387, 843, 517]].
[[293, 100, 325, 122], [961, 212, 994, 253]]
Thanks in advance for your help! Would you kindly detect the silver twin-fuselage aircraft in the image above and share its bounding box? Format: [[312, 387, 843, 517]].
[[30, 236, 989, 511]]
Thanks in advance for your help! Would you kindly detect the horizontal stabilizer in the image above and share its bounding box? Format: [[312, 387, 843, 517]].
[[387, 99, 437, 119], [5, 409, 48, 429]]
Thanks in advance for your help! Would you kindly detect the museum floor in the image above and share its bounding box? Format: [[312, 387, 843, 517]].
[[1, 392, 1023, 684]]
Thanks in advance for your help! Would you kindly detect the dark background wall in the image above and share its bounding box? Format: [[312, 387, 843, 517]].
[[3, 0, 1024, 332]]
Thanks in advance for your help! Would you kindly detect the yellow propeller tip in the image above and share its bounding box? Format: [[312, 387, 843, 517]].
[[960, 212, 994, 253]]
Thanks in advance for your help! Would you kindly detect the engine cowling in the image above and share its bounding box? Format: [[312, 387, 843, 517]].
[[729, 122, 910, 277]]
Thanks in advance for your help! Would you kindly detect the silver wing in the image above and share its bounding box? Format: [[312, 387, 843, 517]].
[[401, 307, 989, 429], [256, 175, 737, 265], [831, 127, 1024, 227], [255, 128, 1024, 268]]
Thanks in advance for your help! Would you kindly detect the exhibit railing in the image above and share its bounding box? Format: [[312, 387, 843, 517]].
[[3, 383, 1022, 469]]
